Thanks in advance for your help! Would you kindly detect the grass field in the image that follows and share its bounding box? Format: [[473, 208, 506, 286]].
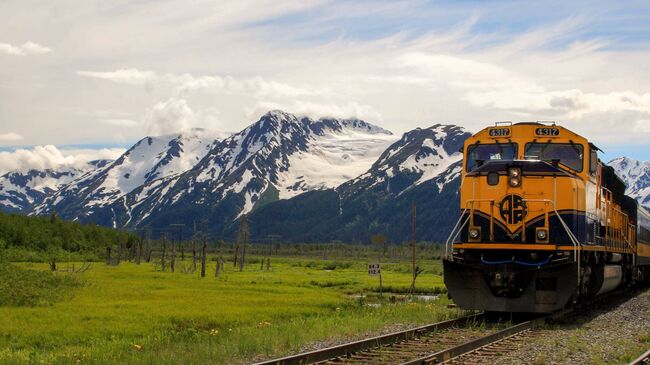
[[0, 256, 462, 364]]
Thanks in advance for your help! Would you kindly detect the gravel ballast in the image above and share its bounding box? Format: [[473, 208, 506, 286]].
[[494, 289, 650, 365]]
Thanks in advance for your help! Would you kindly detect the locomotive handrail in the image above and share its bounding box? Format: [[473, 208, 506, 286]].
[[444, 207, 469, 258], [445, 199, 496, 258]]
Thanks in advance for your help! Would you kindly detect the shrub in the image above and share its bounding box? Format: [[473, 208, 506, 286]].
[[0, 264, 82, 306]]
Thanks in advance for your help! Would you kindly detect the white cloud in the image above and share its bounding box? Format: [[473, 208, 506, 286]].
[[141, 97, 223, 136], [77, 69, 157, 85], [248, 100, 382, 122], [2, 1, 650, 160], [0, 41, 52, 56], [142, 98, 195, 136], [0, 132, 23, 141], [0, 145, 123, 175], [100, 118, 139, 127]]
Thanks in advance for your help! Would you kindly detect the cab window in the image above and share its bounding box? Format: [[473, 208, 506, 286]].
[[466, 143, 518, 172], [589, 149, 598, 175], [524, 143, 584, 172]]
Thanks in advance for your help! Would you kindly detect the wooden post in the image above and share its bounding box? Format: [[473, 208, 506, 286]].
[[106, 246, 111, 265], [372, 234, 386, 298]]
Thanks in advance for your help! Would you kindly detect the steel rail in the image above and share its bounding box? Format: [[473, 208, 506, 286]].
[[630, 349, 650, 365], [397, 318, 543, 365], [251, 313, 484, 365]]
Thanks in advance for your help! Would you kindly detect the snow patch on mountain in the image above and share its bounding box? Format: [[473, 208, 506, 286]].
[[609, 156, 650, 207], [32, 129, 224, 218], [0, 162, 109, 212], [275, 126, 396, 199]]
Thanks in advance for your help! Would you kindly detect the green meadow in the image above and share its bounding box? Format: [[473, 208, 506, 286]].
[[0, 256, 462, 364]]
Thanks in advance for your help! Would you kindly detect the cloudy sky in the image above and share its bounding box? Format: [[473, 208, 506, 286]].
[[1, 0, 650, 173]]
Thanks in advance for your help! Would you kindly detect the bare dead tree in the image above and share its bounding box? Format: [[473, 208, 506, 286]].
[[161, 233, 167, 271], [145, 225, 153, 263], [136, 236, 142, 265], [237, 215, 249, 272], [192, 221, 197, 272], [106, 246, 112, 265], [233, 238, 239, 268], [200, 220, 207, 277]]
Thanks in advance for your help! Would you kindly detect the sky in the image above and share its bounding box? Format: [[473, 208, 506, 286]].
[[1, 0, 650, 173]]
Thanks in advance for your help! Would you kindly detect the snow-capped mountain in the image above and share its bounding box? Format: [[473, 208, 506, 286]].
[[341, 124, 471, 197], [31, 111, 396, 229], [182, 110, 395, 212], [113, 110, 396, 227], [33, 129, 224, 220], [609, 156, 650, 207], [243, 124, 472, 243], [0, 160, 111, 213]]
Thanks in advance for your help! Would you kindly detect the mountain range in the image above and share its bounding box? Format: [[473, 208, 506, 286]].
[[1, 111, 648, 242]]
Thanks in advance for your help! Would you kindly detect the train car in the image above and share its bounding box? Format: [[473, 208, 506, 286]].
[[443, 122, 650, 313]]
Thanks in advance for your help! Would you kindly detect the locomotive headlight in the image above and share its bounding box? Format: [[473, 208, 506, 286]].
[[508, 167, 522, 188], [536, 228, 549, 243], [468, 226, 481, 242]]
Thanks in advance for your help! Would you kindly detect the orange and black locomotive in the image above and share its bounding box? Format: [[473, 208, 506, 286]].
[[443, 122, 650, 313]]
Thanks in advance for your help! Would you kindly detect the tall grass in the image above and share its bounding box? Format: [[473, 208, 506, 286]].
[[0, 256, 456, 364]]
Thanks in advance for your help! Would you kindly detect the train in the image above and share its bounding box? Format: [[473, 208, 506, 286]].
[[443, 122, 650, 313]]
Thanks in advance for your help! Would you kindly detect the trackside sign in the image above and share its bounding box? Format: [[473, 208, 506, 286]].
[[368, 263, 381, 276]]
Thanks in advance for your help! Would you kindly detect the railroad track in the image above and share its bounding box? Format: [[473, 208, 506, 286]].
[[254, 289, 641, 365], [630, 349, 650, 365], [252, 312, 548, 365]]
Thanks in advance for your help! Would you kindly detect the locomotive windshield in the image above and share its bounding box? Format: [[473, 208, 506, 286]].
[[524, 143, 584, 172], [466, 143, 518, 171]]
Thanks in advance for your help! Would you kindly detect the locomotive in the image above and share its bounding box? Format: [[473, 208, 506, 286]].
[[443, 122, 650, 313]]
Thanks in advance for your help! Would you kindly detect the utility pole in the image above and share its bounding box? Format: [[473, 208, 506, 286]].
[[409, 202, 421, 295], [412, 202, 416, 279]]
